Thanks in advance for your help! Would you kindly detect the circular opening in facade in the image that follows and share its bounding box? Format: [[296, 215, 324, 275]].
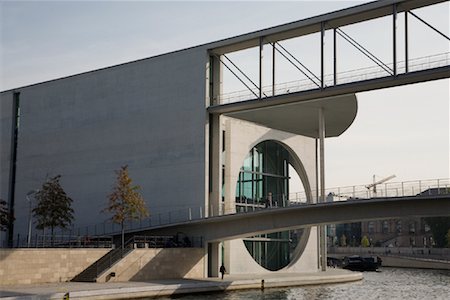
[[235, 140, 309, 271]]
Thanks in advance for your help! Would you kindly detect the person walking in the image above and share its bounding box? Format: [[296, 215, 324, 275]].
[[219, 264, 226, 280]]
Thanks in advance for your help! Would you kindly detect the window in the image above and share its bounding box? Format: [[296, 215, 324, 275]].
[[368, 221, 375, 233], [382, 221, 389, 233]]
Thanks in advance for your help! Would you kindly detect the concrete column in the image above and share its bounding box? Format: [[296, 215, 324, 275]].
[[393, 4, 397, 76], [223, 240, 230, 274], [259, 37, 263, 99], [210, 55, 223, 105], [223, 119, 235, 214], [319, 108, 327, 271], [208, 242, 220, 277], [209, 114, 222, 217], [272, 43, 276, 96], [315, 139, 319, 203]]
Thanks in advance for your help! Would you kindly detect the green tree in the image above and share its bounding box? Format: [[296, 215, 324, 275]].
[[33, 175, 74, 242], [104, 165, 149, 249], [361, 235, 370, 247], [0, 198, 12, 232], [424, 217, 450, 247]]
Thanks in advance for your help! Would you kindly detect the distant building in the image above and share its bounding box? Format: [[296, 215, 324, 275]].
[[361, 218, 433, 247]]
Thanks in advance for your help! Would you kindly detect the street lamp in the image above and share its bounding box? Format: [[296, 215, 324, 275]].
[[26, 189, 39, 247]]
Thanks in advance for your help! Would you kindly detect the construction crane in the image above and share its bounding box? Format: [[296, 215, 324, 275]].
[[366, 174, 396, 195]]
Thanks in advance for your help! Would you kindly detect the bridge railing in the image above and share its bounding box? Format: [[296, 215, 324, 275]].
[[5, 234, 114, 248], [219, 52, 450, 104], [286, 178, 450, 203]]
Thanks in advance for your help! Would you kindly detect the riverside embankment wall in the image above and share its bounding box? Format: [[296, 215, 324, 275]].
[[329, 247, 450, 270], [379, 255, 450, 270], [0, 248, 109, 285], [96, 248, 205, 282], [0, 248, 206, 286]]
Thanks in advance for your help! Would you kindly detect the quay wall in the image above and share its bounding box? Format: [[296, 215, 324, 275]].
[[0, 248, 109, 285], [330, 246, 450, 258], [329, 250, 450, 270], [379, 255, 450, 270], [96, 248, 206, 282]]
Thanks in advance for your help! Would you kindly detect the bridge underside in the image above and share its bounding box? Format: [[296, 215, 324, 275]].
[[225, 94, 357, 138]]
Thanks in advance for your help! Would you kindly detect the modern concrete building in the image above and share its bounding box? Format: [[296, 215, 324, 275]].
[[0, 2, 368, 277]]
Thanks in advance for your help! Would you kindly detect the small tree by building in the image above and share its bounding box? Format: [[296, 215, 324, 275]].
[[361, 235, 370, 247], [340, 234, 347, 247], [33, 175, 74, 242], [104, 165, 149, 249]]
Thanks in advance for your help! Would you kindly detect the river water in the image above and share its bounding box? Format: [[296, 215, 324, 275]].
[[160, 268, 450, 300]]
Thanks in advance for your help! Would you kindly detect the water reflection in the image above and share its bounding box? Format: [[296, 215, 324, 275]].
[[161, 268, 450, 300]]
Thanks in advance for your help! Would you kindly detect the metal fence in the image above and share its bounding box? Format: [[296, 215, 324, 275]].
[[5, 233, 204, 249], [129, 235, 203, 249], [6, 234, 113, 248], [237, 178, 450, 211], [38, 206, 208, 241]]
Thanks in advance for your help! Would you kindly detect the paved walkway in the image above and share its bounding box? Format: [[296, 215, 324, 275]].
[[0, 269, 362, 300]]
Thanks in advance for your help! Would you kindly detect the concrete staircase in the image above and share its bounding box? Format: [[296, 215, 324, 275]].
[[71, 247, 133, 282]]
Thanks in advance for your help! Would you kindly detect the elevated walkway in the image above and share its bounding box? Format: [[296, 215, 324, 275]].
[[138, 195, 450, 243], [39, 178, 449, 241]]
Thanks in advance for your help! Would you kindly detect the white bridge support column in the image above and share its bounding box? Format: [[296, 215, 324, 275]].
[[319, 107, 327, 271], [208, 242, 221, 277], [207, 54, 223, 278], [209, 53, 223, 217], [209, 114, 222, 217], [208, 114, 222, 277]]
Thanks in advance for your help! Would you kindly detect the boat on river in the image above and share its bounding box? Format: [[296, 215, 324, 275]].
[[341, 255, 382, 271]]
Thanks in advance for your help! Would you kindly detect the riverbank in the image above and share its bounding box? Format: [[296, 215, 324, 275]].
[[328, 253, 450, 270], [0, 269, 362, 300]]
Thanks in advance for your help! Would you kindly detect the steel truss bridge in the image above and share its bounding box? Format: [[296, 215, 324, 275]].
[[208, 0, 450, 114]]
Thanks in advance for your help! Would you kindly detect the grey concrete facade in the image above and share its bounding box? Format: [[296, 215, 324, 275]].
[[0, 43, 327, 274], [1, 47, 210, 238]]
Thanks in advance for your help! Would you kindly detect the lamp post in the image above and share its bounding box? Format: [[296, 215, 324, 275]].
[[26, 190, 39, 247]]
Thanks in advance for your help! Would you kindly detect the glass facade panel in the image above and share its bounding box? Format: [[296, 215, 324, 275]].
[[235, 141, 304, 271]]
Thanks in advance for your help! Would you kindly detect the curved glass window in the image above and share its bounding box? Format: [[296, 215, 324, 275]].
[[235, 140, 305, 271]]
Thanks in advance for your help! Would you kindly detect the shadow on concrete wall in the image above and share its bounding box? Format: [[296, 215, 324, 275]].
[[128, 248, 204, 281]]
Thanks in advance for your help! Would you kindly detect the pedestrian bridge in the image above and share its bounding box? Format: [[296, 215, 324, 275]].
[[137, 194, 450, 242]]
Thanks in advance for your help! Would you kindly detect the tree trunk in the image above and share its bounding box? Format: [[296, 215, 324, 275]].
[[121, 221, 124, 250]]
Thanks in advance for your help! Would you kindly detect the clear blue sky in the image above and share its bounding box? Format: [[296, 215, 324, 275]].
[[1, 0, 448, 188]]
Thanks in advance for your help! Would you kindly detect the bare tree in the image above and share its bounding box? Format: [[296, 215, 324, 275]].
[[104, 165, 149, 249]]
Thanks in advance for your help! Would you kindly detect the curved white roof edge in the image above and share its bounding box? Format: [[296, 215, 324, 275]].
[[225, 94, 358, 138]]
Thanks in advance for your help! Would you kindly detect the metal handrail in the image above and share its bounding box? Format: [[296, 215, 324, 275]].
[[7, 234, 113, 249], [219, 52, 450, 104]]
